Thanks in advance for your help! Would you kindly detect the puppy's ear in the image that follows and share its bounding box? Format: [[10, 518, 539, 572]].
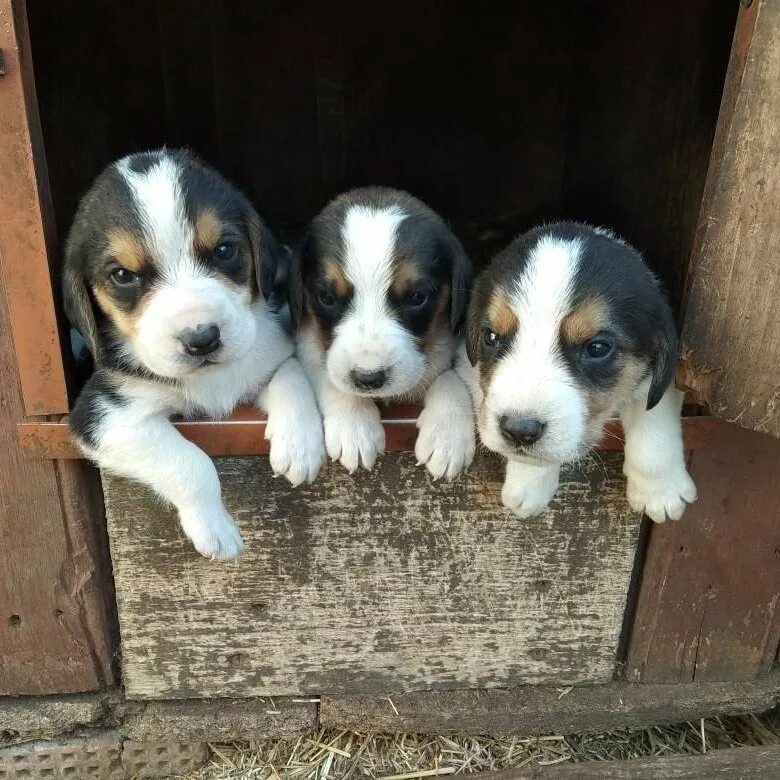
[[464, 277, 483, 366], [247, 210, 284, 300], [445, 232, 472, 333], [287, 235, 307, 333], [647, 298, 679, 410], [63, 262, 100, 361]]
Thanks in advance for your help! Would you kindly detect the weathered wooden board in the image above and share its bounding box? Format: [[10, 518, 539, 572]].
[[680, 0, 780, 437], [626, 422, 780, 683], [103, 453, 642, 699]]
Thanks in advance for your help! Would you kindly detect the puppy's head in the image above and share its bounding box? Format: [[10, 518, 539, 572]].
[[466, 223, 677, 464], [63, 149, 285, 379], [291, 187, 471, 398]]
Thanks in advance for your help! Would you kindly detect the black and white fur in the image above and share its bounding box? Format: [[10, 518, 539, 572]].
[[458, 222, 696, 522], [290, 187, 475, 479], [65, 149, 325, 560]]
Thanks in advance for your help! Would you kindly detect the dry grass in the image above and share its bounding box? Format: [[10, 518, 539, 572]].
[[186, 707, 780, 779]]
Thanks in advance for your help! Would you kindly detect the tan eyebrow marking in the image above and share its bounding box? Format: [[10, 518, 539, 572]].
[[194, 208, 224, 252], [390, 258, 422, 298], [487, 288, 519, 338], [322, 258, 352, 297], [106, 229, 147, 273], [561, 297, 610, 344]]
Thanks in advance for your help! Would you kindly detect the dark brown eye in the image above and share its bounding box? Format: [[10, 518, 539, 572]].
[[583, 336, 615, 361], [316, 288, 336, 308], [483, 329, 501, 349], [407, 289, 431, 308], [109, 268, 141, 288], [213, 241, 237, 262]]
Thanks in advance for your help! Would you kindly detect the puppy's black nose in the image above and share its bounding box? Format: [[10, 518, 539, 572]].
[[350, 368, 387, 391], [500, 416, 546, 446], [180, 324, 221, 356]]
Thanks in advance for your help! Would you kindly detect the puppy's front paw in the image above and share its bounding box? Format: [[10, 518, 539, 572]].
[[624, 462, 697, 523], [415, 406, 475, 480], [266, 405, 326, 486], [501, 463, 560, 518], [179, 504, 244, 560], [325, 402, 385, 472]]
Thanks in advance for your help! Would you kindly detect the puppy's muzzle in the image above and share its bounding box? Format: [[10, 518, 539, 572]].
[[350, 368, 388, 392], [500, 415, 547, 447], [180, 323, 222, 356]]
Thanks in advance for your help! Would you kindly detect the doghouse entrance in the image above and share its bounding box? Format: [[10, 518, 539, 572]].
[[29, 0, 736, 328]]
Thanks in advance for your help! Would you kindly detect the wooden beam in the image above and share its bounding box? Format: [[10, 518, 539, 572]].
[[679, 0, 780, 437], [469, 745, 780, 779], [320, 673, 780, 736], [0, 0, 69, 415], [17, 410, 721, 460]]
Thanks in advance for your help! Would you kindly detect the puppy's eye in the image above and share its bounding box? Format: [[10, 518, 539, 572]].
[[213, 241, 237, 262], [317, 288, 337, 308], [407, 289, 431, 308], [483, 329, 501, 349], [584, 338, 614, 360], [109, 268, 141, 288]]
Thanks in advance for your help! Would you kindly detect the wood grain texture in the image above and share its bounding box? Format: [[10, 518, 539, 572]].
[[626, 423, 780, 683], [680, 0, 780, 437], [471, 745, 780, 779], [321, 672, 780, 737], [0, 0, 68, 415], [0, 183, 115, 694], [103, 453, 642, 699]]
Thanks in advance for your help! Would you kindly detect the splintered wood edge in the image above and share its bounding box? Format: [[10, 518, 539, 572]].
[[18, 411, 727, 459]]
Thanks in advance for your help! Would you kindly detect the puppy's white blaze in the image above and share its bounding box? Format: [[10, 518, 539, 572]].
[[484, 235, 587, 462], [116, 155, 194, 280], [341, 205, 406, 308]]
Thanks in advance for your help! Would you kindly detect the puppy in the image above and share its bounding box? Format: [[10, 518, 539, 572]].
[[290, 187, 475, 479], [64, 149, 325, 559], [458, 222, 696, 522]]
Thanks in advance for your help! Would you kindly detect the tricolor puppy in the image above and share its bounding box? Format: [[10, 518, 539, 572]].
[[458, 222, 696, 522], [291, 187, 475, 478], [65, 149, 325, 560]]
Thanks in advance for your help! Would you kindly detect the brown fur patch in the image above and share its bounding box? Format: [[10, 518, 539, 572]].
[[420, 284, 451, 355], [561, 297, 609, 345], [106, 230, 147, 273], [92, 285, 144, 339], [390, 259, 422, 298], [322, 259, 352, 298], [194, 209, 224, 252], [586, 354, 648, 432], [487, 289, 519, 338]]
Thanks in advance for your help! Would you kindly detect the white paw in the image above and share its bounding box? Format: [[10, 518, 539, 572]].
[[265, 405, 326, 486], [324, 402, 385, 472], [501, 463, 560, 518], [625, 463, 697, 523], [415, 406, 475, 480], [179, 503, 244, 560]]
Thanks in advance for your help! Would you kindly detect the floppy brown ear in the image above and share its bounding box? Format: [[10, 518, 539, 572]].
[[247, 211, 284, 301], [446, 233, 472, 333], [646, 302, 679, 410], [63, 264, 100, 361], [464, 274, 484, 366]]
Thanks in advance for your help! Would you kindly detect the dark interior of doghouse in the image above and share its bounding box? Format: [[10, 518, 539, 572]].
[[27, 0, 737, 395]]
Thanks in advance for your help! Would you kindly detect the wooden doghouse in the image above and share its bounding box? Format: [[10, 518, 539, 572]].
[[1, 0, 779, 740]]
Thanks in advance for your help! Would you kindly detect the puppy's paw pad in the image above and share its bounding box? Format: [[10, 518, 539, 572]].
[[325, 405, 385, 472], [266, 409, 326, 486], [501, 470, 559, 518], [415, 409, 475, 480], [180, 505, 244, 560], [625, 466, 697, 523]]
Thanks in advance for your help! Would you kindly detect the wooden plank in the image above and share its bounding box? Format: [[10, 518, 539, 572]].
[[16, 412, 719, 460], [470, 745, 780, 779], [103, 452, 642, 699], [0, 0, 68, 415], [321, 672, 780, 737], [0, 202, 115, 694], [626, 422, 780, 682], [679, 0, 780, 437]]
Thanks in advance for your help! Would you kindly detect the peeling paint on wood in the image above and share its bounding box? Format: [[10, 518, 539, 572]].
[[103, 453, 642, 699]]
